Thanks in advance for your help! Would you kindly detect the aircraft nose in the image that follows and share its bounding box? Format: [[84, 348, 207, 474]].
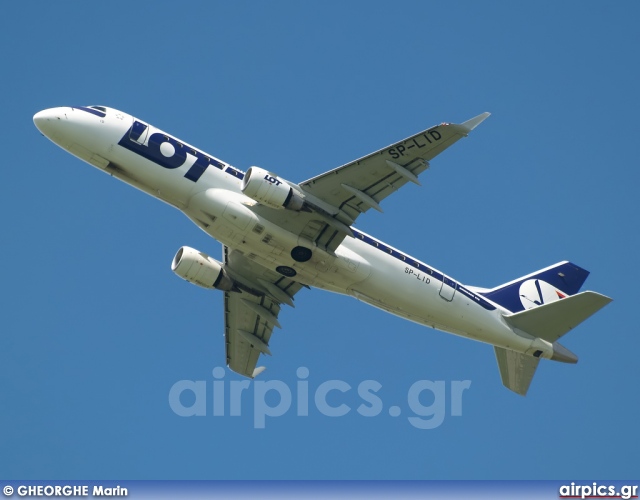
[[33, 107, 64, 137]]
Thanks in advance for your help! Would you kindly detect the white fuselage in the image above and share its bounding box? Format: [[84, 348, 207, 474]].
[[33, 106, 545, 358]]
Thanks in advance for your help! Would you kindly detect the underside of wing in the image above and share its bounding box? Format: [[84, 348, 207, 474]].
[[298, 113, 490, 225], [222, 246, 305, 378], [247, 202, 353, 256]]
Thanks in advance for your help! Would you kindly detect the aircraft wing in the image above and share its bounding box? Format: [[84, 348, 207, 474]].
[[298, 113, 490, 225], [222, 245, 304, 377]]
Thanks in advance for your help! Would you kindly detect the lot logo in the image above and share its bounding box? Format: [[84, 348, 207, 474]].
[[118, 120, 226, 182]]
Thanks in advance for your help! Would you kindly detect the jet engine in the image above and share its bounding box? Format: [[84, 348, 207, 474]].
[[171, 246, 236, 291], [241, 166, 305, 211]]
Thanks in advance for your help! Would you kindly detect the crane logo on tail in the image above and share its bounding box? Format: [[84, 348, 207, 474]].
[[519, 279, 567, 310]]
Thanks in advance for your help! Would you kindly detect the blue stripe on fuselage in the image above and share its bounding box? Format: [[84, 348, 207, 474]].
[[225, 167, 245, 180], [351, 228, 496, 310]]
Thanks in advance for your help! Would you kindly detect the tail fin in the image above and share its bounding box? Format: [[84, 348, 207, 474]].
[[495, 291, 612, 396], [487, 262, 612, 396], [480, 261, 590, 313]]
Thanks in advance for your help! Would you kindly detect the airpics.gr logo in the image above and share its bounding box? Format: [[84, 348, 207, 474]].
[[519, 279, 567, 310]]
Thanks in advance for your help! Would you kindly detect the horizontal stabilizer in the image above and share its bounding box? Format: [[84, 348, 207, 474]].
[[504, 291, 612, 343], [494, 347, 540, 396]]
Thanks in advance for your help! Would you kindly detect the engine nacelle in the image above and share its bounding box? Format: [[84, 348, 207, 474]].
[[171, 246, 236, 291], [241, 166, 304, 211]]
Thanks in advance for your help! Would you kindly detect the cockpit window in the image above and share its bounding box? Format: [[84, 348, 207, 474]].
[[74, 106, 107, 118]]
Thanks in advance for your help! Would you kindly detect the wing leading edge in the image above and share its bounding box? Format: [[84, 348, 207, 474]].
[[218, 113, 490, 263], [298, 112, 490, 225]]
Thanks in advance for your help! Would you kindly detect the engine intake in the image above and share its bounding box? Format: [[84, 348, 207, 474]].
[[241, 166, 304, 210], [171, 246, 236, 291]]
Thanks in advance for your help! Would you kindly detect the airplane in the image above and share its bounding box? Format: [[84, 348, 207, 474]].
[[33, 105, 612, 395]]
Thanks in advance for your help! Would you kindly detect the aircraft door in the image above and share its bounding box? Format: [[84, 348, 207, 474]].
[[439, 274, 457, 301]]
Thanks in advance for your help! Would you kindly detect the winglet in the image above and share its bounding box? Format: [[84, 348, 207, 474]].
[[252, 366, 267, 378], [461, 112, 491, 133]]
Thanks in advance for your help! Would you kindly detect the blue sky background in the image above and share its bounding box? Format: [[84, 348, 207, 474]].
[[1, 1, 638, 480]]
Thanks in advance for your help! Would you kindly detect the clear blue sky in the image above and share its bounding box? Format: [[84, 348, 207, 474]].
[[1, 1, 638, 480]]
